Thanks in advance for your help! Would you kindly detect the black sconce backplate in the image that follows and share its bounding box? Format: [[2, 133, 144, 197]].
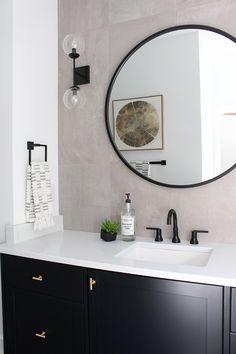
[[74, 65, 90, 85]]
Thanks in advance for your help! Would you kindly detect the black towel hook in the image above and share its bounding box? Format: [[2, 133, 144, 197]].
[[149, 160, 166, 165]]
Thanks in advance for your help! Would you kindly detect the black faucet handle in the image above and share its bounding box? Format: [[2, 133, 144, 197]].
[[190, 230, 208, 244], [146, 227, 163, 242]]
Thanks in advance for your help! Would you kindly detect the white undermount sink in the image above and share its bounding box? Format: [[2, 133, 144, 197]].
[[115, 242, 212, 267]]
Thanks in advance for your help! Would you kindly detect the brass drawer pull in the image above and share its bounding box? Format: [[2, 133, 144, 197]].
[[89, 277, 96, 291], [32, 275, 43, 282], [35, 331, 46, 339]]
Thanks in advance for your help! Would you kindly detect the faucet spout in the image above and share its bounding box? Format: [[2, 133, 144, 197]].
[[167, 209, 180, 243]]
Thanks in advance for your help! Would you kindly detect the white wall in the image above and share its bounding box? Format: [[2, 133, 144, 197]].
[[199, 31, 236, 179], [0, 1, 14, 241], [12, 0, 59, 224], [110, 30, 202, 185], [0, 0, 59, 238]]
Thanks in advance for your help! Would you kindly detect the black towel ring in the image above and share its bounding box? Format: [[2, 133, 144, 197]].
[[27, 141, 47, 165]]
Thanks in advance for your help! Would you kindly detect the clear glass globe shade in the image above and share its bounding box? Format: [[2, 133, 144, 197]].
[[63, 88, 86, 110], [63, 34, 85, 55]]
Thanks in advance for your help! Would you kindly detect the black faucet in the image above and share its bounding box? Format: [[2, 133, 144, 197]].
[[167, 209, 180, 243]]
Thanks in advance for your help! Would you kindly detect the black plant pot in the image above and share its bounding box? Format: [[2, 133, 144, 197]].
[[100, 230, 117, 242]]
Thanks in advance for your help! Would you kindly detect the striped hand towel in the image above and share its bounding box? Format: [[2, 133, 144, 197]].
[[129, 160, 151, 177], [26, 162, 54, 230]]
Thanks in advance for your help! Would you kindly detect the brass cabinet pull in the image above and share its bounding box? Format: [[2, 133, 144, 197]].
[[32, 275, 43, 282], [89, 277, 96, 291], [35, 331, 46, 339]]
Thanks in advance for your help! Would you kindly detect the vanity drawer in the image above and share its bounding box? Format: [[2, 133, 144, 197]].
[[230, 333, 236, 353], [12, 290, 85, 354], [1, 254, 84, 303]]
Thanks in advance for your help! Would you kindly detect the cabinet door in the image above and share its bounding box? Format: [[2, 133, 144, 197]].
[[88, 270, 223, 354], [3, 286, 87, 354]]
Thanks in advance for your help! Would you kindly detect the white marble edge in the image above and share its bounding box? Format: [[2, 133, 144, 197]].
[[0, 230, 236, 287]]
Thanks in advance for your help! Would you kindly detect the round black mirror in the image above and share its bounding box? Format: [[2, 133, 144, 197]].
[[105, 25, 236, 188]]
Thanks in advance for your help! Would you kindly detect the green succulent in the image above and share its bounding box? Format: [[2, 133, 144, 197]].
[[101, 219, 119, 235]]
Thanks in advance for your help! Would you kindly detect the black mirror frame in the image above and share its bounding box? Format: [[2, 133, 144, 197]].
[[105, 24, 236, 188]]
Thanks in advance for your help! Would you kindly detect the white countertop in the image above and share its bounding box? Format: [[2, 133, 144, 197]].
[[0, 230, 236, 287]]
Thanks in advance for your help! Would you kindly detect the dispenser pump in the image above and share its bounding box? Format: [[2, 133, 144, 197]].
[[125, 193, 131, 203]]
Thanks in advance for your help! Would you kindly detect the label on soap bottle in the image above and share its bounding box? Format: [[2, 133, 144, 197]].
[[121, 216, 134, 235]]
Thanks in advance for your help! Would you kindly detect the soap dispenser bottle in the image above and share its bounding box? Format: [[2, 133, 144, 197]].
[[121, 193, 135, 241]]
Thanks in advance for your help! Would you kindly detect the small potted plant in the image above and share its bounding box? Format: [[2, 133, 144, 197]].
[[100, 219, 119, 242]]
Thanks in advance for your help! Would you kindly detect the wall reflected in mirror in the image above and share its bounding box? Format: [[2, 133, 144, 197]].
[[107, 27, 236, 187]]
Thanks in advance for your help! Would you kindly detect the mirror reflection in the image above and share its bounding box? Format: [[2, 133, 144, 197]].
[[107, 27, 236, 187]]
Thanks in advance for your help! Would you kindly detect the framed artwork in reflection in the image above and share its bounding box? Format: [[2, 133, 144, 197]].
[[112, 94, 163, 151]]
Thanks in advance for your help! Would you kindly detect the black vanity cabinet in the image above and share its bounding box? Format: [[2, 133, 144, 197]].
[[1, 254, 225, 354], [88, 270, 223, 354], [1, 254, 88, 354]]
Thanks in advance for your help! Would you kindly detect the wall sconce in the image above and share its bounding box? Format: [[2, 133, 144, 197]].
[[63, 34, 90, 110]]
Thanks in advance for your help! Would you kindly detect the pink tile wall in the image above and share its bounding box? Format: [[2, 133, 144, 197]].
[[59, 0, 236, 243]]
